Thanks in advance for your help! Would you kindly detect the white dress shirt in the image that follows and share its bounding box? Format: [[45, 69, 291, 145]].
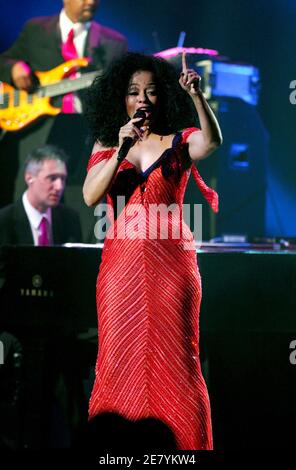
[[59, 9, 90, 58], [22, 192, 52, 246], [59, 9, 91, 113]]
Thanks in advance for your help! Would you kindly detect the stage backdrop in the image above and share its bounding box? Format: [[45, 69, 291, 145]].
[[1, 0, 295, 238]]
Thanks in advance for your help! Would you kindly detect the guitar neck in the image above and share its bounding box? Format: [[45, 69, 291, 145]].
[[41, 71, 101, 98]]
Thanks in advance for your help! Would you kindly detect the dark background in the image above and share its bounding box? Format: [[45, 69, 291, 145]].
[[1, 0, 295, 236]]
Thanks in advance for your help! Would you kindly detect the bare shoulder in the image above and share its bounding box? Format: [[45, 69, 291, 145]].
[[91, 141, 107, 154]]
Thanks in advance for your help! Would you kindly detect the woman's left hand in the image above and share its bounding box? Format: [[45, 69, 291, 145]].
[[179, 51, 201, 96]]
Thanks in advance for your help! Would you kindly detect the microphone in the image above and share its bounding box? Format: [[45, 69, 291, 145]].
[[117, 109, 147, 162]]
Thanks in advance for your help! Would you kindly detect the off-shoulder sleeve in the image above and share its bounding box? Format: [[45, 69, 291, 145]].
[[191, 165, 219, 213], [181, 127, 200, 143], [181, 127, 219, 213], [87, 149, 116, 172]]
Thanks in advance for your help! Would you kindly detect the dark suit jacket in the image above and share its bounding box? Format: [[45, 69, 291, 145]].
[[0, 14, 128, 84], [0, 199, 82, 245]]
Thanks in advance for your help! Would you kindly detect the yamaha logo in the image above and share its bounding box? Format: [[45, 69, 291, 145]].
[[32, 274, 42, 288], [19, 274, 54, 298]]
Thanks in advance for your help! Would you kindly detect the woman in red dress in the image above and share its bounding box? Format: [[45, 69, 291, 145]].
[[83, 52, 222, 450]]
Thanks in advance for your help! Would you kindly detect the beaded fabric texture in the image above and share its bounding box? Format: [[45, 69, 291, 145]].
[[87, 127, 218, 450]]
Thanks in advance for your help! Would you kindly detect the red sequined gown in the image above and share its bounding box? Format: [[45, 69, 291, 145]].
[[87, 128, 218, 450]]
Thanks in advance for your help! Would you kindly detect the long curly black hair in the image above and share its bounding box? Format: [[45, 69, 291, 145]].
[[84, 52, 199, 147]]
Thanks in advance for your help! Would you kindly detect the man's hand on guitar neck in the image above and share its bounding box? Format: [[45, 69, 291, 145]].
[[11, 61, 34, 91]]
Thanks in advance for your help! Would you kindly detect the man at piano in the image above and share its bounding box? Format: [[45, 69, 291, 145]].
[[0, 145, 84, 448], [0, 145, 82, 246]]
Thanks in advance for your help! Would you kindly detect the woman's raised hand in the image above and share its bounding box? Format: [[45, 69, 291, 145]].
[[179, 52, 201, 96]]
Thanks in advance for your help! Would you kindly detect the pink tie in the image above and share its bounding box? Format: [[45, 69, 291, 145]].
[[61, 28, 78, 113], [38, 217, 50, 246]]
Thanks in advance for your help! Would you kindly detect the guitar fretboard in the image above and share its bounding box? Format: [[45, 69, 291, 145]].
[[39, 70, 101, 97], [0, 70, 101, 109]]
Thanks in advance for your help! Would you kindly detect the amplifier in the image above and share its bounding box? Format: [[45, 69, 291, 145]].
[[196, 60, 260, 105]]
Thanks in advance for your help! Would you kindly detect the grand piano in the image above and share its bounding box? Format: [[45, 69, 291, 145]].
[[0, 244, 296, 450]]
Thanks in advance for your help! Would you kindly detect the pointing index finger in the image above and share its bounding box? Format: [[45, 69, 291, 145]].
[[182, 51, 188, 74]]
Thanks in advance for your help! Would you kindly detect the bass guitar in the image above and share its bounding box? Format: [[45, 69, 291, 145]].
[[0, 58, 101, 132]]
